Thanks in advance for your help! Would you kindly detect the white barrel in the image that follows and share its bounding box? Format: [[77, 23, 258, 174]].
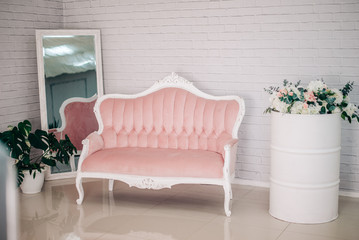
[[269, 112, 341, 223]]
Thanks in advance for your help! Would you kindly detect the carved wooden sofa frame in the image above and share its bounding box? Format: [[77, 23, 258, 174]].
[[75, 73, 245, 216]]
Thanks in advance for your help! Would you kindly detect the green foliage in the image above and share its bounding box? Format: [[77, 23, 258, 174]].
[[340, 82, 354, 97], [0, 120, 77, 187]]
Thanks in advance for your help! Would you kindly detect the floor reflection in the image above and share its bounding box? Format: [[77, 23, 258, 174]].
[[19, 179, 231, 240], [19, 179, 359, 240]]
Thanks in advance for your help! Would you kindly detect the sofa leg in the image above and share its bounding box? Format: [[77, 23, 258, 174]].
[[109, 179, 114, 191], [76, 176, 84, 205], [223, 183, 232, 217]]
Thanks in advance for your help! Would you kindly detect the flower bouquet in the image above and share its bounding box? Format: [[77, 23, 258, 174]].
[[264, 80, 359, 123]]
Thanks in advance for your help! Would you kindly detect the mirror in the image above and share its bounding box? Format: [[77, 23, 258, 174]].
[[36, 30, 103, 179], [36, 29, 103, 130]]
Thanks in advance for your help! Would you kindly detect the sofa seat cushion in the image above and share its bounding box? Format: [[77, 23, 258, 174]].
[[81, 147, 224, 178]]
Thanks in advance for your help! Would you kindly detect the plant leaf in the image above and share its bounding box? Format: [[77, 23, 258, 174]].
[[41, 157, 56, 167], [28, 133, 48, 150]]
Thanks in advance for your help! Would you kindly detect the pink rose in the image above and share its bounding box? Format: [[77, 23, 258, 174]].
[[280, 89, 288, 95], [304, 91, 316, 102], [289, 92, 294, 96], [277, 92, 283, 97], [303, 102, 308, 109]]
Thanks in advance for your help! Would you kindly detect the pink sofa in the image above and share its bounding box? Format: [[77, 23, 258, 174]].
[[76, 73, 245, 216]]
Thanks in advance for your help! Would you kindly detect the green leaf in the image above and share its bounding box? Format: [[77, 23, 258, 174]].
[[18, 120, 31, 137], [326, 97, 335, 104], [318, 93, 326, 101], [28, 133, 48, 150], [17, 170, 24, 187], [283, 79, 288, 86], [341, 112, 346, 120], [22, 155, 30, 165], [320, 106, 326, 114], [327, 104, 336, 112], [41, 157, 56, 167], [340, 81, 354, 97]]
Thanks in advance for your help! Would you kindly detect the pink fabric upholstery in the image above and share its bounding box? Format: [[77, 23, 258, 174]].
[[81, 88, 241, 178], [82, 147, 224, 178], [57, 99, 98, 150], [86, 132, 104, 156], [97, 88, 239, 154]]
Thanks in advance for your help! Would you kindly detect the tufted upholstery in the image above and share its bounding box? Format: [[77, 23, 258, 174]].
[[97, 88, 239, 155]]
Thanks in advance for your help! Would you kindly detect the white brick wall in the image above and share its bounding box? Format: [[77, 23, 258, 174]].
[[1, 0, 358, 193], [62, 0, 359, 192], [0, 0, 63, 130]]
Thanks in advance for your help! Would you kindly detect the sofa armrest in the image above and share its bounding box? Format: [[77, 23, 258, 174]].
[[223, 138, 238, 150], [216, 134, 238, 178], [216, 134, 238, 156], [84, 132, 104, 156]]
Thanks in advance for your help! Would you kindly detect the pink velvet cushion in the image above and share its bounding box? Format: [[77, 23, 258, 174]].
[[98, 88, 239, 154], [81, 147, 224, 178]]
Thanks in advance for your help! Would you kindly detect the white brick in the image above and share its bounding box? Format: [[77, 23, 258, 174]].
[[314, 4, 341, 13]]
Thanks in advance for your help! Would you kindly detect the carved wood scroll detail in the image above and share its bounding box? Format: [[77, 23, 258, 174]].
[[129, 177, 172, 190], [156, 72, 193, 86]]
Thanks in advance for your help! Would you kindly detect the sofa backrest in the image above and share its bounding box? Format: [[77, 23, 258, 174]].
[[94, 73, 245, 154]]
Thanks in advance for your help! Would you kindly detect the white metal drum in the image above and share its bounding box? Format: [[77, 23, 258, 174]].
[[269, 112, 341, 223]]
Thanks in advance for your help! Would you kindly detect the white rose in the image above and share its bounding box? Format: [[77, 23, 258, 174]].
[[333, 107, 341, 114], [290, 101, 304, 114], [307, 80, 327, 92], [308, 105, 321, 114], [344, 103, 357, 117], [272, 97, 289, 113], [331, 89, 343, 104], [287, 86, 301, 98]]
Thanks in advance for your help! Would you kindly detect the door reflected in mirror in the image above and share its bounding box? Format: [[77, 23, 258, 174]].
[[43, 35, 98, 129]]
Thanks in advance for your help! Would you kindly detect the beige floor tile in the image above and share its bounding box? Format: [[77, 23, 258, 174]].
[[18, 179, 359, 240], [188, 217, 283, 240], [286, 213, 359, 240], [231, 183, 254, 200], [241, 186, 270, 204], [105, 214, 209, 240], [230, 199, 289, 230], [338, 196, 359, 216], [142, 201, 220, 222], [277, 231, 345, 240], [95, 233, 146, 240], [142, 187, 228, 221]]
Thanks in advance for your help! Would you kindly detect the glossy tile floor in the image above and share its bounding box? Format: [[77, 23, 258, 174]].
[[19, 179, 359, 240]]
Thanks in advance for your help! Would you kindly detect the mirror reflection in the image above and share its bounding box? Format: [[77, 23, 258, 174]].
[[42, 35, 97, 129], [36, 29, 103, 179]]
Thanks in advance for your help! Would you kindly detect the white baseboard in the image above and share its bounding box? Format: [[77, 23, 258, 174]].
[[338, 190, 359, 198], [232, 178, 359, 198], [232, 178, 270, 188]]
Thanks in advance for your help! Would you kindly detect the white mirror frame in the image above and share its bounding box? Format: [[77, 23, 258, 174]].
[[36, 29, 104, 131]]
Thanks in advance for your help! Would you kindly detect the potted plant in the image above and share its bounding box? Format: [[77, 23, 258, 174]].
[[0, 120, 77, 194], [264, 80, 359, 224]]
